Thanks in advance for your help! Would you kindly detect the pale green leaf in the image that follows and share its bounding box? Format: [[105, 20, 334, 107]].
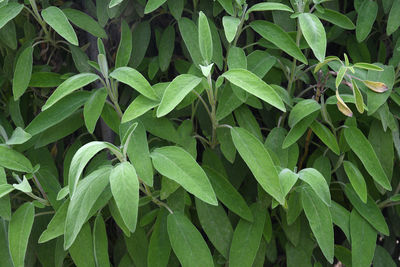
[[42, 6, 78, 45], [12, 45, 33, 100], [115, 20, 132, 68], [93, 214, 110, 267], [288, 99, 320, 128], [299, 168, 331, 206], [343, 161, 367, 203], [298, 13, 326, 62], [198, 11, 213, 63], [0, 145, 33, 173], [0, 2, 23, 29], [222, 16, 240, 43], [62, 8, 107, 39], [310, 121, 340, 155]]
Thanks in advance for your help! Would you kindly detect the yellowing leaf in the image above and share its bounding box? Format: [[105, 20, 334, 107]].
[[336, 90, 353, 117], [363, 80, 388, 93]]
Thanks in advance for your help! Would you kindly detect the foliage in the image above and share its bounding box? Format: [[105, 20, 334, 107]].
[[0, 0, 400, 266]]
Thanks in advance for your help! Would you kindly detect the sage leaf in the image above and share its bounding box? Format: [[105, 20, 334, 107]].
[[12, 45, 33, 100], [42, 6, 78, 45], [298, 13, 326, 62]]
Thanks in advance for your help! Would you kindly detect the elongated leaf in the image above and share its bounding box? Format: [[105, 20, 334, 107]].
[[344, 184, 389, 235], [110, 162, 139, 232], [203, 166, 253, 221], [62, 8, 107, 38], [145, 0, 167, 14], [93, 214, 110, 267], [315, 9, 355, 30], [157, 74, 202, 117], [198, 11, 213, 63], [246, 2, 293, 16], [288, 99, 320, 127], [122, 95, 159, 123], [159, 25, 175, 71], [196, 198, 233, 258], [344, 127, 391, 190], [38, 200, 69, 243], [387, 0, 400, 35], [222, 69, 285, 111], [350, 210, 377, 267], [0, 2, 23, 29], [8, 202, 35, 267], [69, 222, 95, 267], [229, 202, 266, 267], [373, 245, 397, 267], [250, 20, 307, 64], [131, 21, 151, 68], [68, 141, 121, 197], [0, 145, 33, 173], [283, 112, 318, 149], [356, 0, 378, 42], [26, 91, 90, 135], [115, 20, 132, 68], [310, 121, 340, 155], [301, 185, 334, 263], [64, 167, 111, 249], [352, 79, 364, 113], [343, 161, 367, 203], [148, 208, 171, 267], [0, 184, 14, 198], [222, 16, 240, 43], [13, 45, 33, 100], [167, 212, 214, 267], [279, 169, 298, 198], [84, 88, 107, 134], [178, 18, 203, 66], [298, 13, 326, 62], [42, 6, 78, 45], [299, 168, 331, 206], [6, 127, 31, 145], [151, 146, 217, 205], [330, 201, 350, 240], [231, 127, 284, 204], [109, 67, 158, 100], [42, 73, 99, 110]]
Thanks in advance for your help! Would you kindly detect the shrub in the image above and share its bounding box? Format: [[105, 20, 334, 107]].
[[0, 0, 399, 266]]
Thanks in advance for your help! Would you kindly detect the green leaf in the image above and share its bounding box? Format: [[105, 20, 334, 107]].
[[350, 210, 377, 267], [246, 2, 293, 17], [62, 8, 107, 39], [148, 208, 171, 267], [115, 20, 132, 68], [301, 184, 334, 263], [64, 167, 111, 249], [69, 222, 96, 267], [250, 20, 307, 64], [330, 201, 350, 240], [315, 9, 355, 30], [222, 69, 286, 111], [279, 169, 298, 198], [122, 95, 159, 123], [356, 0, 378, 42], [299, 168, 331, 206], [6, 127, 31, 145], [343, 161, 367, 203], [159, 25, 175, 72], [145, 0, 167, 14], [124, 226, 148, 267], [168, 0, 183, 20], [222, 16, 240, 43], [93, 214, 110, 267], [42, 73, 99, 110], [310, 121, 340, 155], [298, 13, 326, 62], [387, 0, 400, 35], [203, 166, 253, 221], [344, 184, 389, 235], [198, 11, 213, 63], [157, 74, 202, 117], [68, 141, 121, 197], [151, 146, 217, 205], [109, 67, 158, 100], [373, 245, 397, 267], [0, 145, 33, 173], [353, 63, 383, 71], [344, 127, 391, 190], [178, 18, 203, 66], [109, 0, 124, 8], [0, 184, 14, 198], [167, 212, 214, 267], [131, 21, 151, 68], [335, 66, 347, 88], [195, 198, 233, 258], [42, 6, 78, 45], [110, 162, 139, 232], [231, 127, 284, 204], [84, 88, 107, 134], [38, 200, 68, 243], [13, 176, 31, 193], [351, 79, 364, 113], [229, 202, 267, 267], [8, 202, 35, 267], [283, 112, 318, 149], [288, 99, 320, 127], [0, 2, 23, 29], [12, 45, 33, 100], [26, 91, 90, 136]]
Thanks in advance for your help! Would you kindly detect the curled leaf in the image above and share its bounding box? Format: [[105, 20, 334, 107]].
[[362, 80, 388, 93], [351, 80, 364, 113], [336, 90, 353, 117]]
